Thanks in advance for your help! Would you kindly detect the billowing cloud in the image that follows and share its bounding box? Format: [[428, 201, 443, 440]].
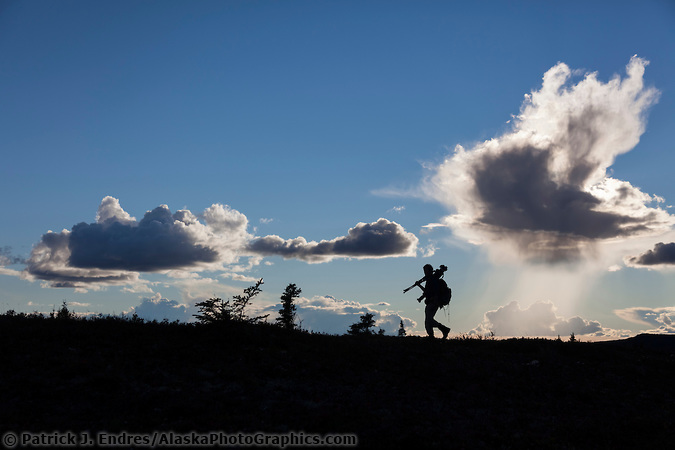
[[257, 295, 417, 335], [24, 228, 142, 288], [247, 218, 418, 263], [424, 56, 672, 263], [24, 197, 252, 288], [473, 301, 630, 339], [21, 197, 418, 289], [626, 242, 675, 267], [69, 208, 219, 271], [126, 292, 193, 323], [614, 306, 675, 334]]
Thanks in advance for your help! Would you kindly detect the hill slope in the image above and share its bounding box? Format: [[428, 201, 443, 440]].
[[1, 316, 674, 448]]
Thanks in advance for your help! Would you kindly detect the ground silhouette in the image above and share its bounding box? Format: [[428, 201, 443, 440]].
[[1, 313, 674, 448]]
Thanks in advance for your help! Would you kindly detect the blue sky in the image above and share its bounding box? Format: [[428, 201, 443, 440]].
[[1, 0, 674, 338]]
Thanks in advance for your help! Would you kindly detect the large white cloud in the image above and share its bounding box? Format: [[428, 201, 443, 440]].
[[126, 292, 193, 323], [424, 56, 672, 263], [473, 300, 631, 339]]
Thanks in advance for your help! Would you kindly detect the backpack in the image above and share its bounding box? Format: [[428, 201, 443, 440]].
[[438, 278, 452, 307]]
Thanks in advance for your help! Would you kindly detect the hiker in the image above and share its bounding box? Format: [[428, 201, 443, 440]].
[[415, 264, 451, 339]]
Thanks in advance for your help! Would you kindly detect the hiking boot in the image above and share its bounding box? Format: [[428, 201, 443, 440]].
[[441, 326, 451, 339]]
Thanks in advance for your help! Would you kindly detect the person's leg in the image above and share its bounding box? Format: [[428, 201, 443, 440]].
[[439, 323, 451, 339], [425, 303, 450, 338], [425, 303, 441, 337]]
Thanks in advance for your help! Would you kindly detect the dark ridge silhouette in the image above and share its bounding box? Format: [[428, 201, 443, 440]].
[[599, 333, 675, 352], [1, 311, 674, 448]]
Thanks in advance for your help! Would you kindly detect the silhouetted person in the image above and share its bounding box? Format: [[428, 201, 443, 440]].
[[416, 264, 451, 339]]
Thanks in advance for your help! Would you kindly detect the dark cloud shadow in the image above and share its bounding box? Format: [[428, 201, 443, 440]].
[[627, 242, 675, 266], [247, 218, 418, 262], [68, 206, 219, 272]]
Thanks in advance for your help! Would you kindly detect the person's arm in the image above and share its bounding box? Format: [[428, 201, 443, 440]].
[[417, 280, 427, 302]]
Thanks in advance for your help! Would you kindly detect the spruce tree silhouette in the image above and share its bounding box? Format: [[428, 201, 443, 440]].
[[347, 312, 376, 335], [276, 283, 301, 330], [51, 301, 75, 320], [398, 319, 407, 336]]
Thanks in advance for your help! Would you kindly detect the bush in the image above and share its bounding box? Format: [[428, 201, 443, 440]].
[[193, 279, 269, 325]]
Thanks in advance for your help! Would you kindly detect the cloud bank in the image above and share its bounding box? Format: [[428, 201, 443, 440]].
[[22, 197, 418, 288], [258, 295, 417, 335], [615, 306, 675, 334], [126, 292, 192, 323], [626, 242, 675, 267], [122, 292, 417, 335], [424, 56, 672, 263], [473, 301, 630, 339]]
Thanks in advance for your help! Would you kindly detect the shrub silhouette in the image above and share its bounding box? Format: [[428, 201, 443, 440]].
[[194, 278, 268, 324], [276, 283, 301, 330]]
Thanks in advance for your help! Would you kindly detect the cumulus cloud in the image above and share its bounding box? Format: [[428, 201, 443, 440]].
[[473, 300, 630, 339], [424, 56, 672, 263], [24, 228, 142, 288], [96, 196, 136, 225], [21, 197, 418, 289], [614, 306, 675, 334], [626, 242, 675, 267], [126, 292, 193, 323], [69, 207, 219, 271], [23, 197, 252, 288], [247, 218, 418, 263], [257, 295, 417, 335]]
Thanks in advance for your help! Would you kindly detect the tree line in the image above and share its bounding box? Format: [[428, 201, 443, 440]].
[[194, 279, 407, 336], [2, 278, 408, 336]]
